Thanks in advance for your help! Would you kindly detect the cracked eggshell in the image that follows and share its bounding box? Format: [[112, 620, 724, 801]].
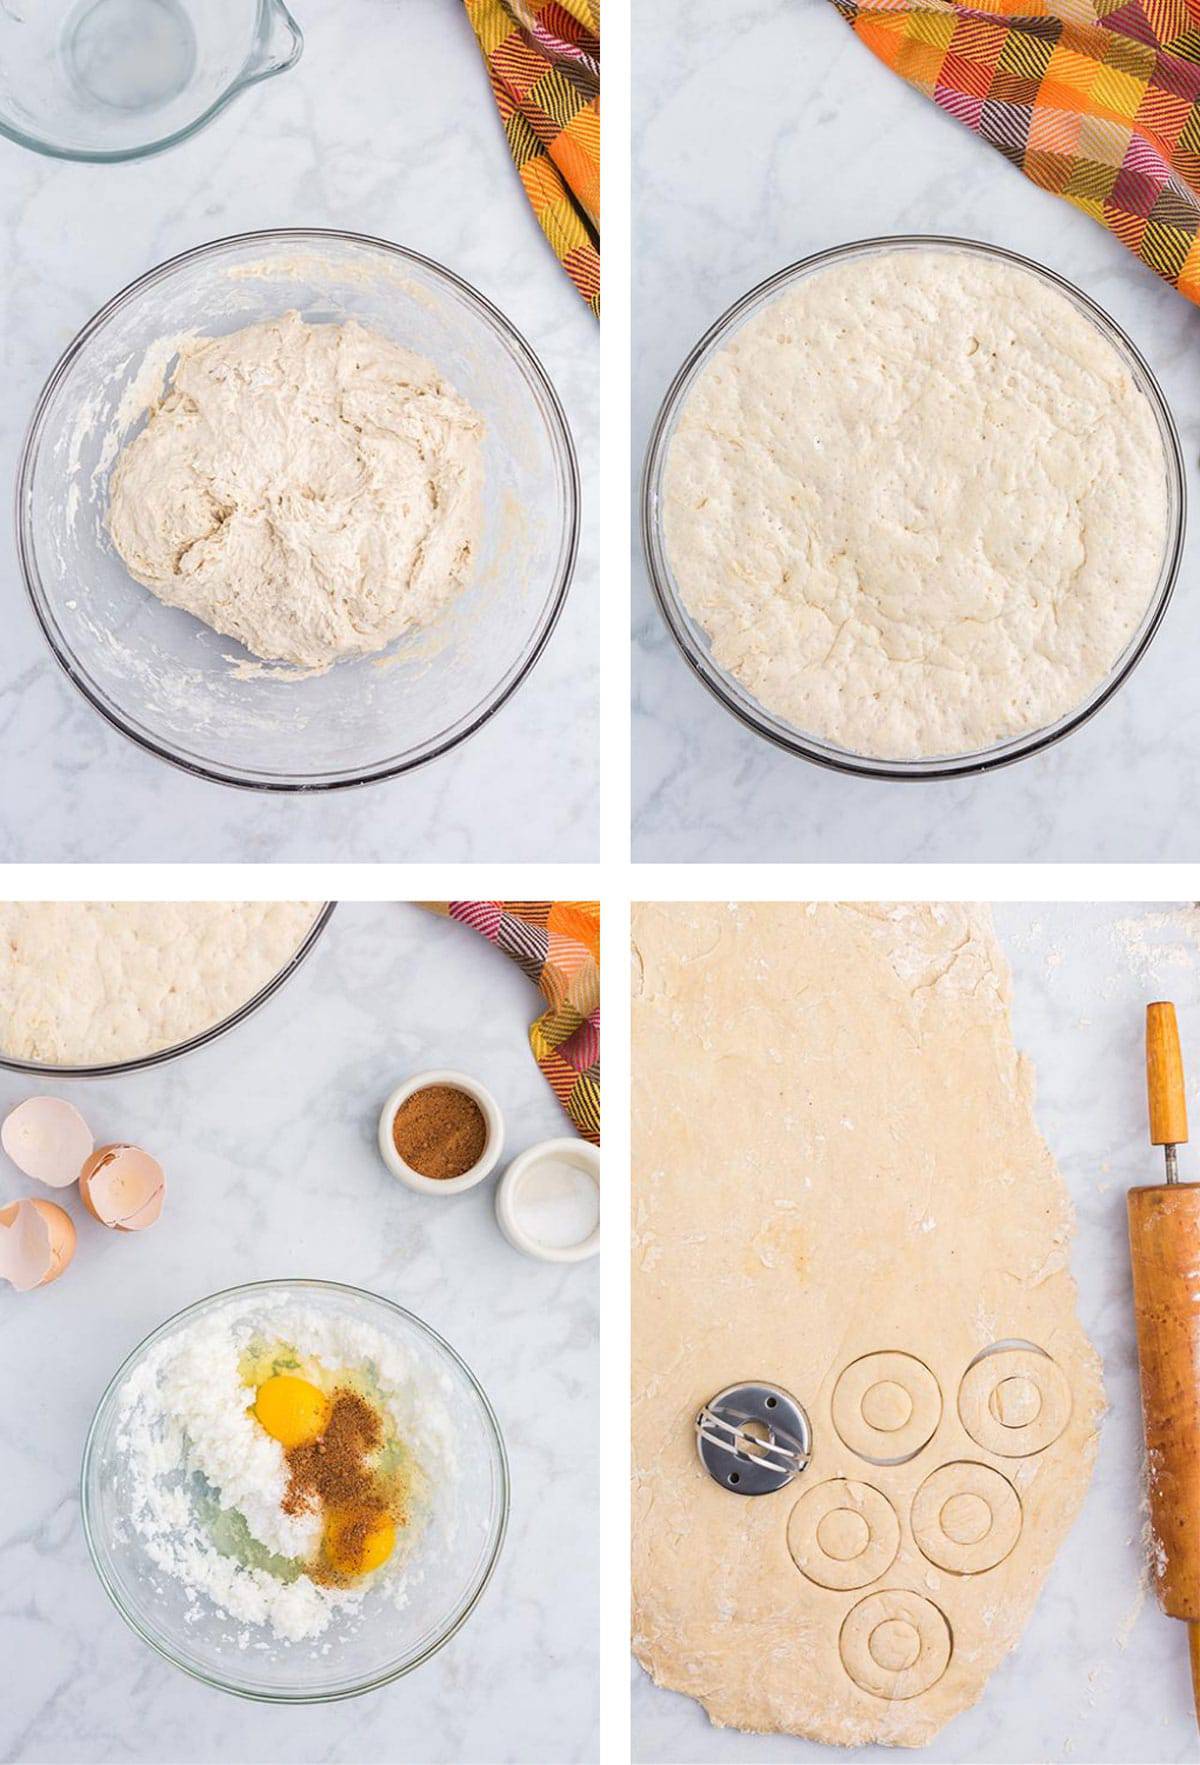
[[0, 1198, 76, 1291], [79, 1144, 164, 1232], [1, 1097, 94, 1188]]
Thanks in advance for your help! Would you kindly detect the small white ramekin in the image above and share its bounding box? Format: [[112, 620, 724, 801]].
[[377, 1071, 504, 1196], [494, 1138, 600, 1263]]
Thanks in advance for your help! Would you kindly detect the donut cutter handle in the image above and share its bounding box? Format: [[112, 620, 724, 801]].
[[696, 1382, 812, 1494]]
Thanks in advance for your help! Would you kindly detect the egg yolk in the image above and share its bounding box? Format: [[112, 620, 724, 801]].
[[325, 1509, 396, 1577], [253, 1374, 329, 1448]]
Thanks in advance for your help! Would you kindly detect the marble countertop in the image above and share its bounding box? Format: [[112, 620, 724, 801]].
[[0, 0, 597, 862], [634, 900, 1200, 1763], [0, 903, 598, 1764], [632, 0, 1200, 862]]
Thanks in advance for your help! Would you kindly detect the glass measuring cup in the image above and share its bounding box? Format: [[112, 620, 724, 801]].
[[0, 0, 303, 161]]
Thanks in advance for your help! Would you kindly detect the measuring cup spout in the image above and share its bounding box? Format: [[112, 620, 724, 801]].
[[246, 1, 304, 81]]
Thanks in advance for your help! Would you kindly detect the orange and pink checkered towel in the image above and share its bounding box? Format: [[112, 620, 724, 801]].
[[831, 0, 1200, 306], [425, 902, 600, 1145], [462, 0, 600, 315]]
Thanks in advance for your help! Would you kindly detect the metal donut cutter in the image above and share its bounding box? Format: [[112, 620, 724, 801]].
[[696, 1381, 812, 1495]]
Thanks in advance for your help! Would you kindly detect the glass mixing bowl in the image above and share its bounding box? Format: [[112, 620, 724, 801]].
[[0, 0, 303, 163], [642, 235, 1187, 782], [81, 1279, 510, 1702], [0, 901, 333, 1077], [18, 230, 578, 791]]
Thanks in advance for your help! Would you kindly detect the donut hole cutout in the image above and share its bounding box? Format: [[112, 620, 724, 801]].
[[831, 1352, 943, 1464], [939, 1492, 990, 1545], [958, 1346, 1071, 1457], [861, 1380, 913, 1432], [912, 1460, 1023, 1574], [817, 1508, 871, 1562], [869, 1619, 921, 1673], [788, 1478, 901, 1591], [839, 1591, 952, 1700], [989, 1375, 1042, 1427]]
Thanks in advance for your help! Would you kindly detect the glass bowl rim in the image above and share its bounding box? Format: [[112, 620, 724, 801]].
[[80, 1276, 511, 1703], [0, 900, 334, 1077], [641, 232, 1188, 782], [16, 226, 580, 793], [0, 0, 304, 165]]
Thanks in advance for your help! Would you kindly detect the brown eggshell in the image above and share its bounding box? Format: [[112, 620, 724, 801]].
[[79, 1144, 165, 1232], [0, 1198, 76, 1291], [1, 1096, 94, 1188]]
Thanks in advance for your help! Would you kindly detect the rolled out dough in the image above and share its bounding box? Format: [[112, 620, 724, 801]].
[[631, 903, 1105, 1749]]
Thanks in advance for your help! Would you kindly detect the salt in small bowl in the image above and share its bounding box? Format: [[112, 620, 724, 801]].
[[495, 1138, 600, 1263]]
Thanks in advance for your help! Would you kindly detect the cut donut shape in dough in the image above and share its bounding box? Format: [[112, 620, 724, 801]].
[[839, 1589, 953, 1700], [632, 903, 1105, 1748], [788, 1478, 900, 1590], [911, 1461, 1022, 1575], [831, 1351, 942, 1464], [958, 1346, 1072, 1456]]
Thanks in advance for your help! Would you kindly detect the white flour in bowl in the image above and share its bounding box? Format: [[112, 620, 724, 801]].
[[662, 246, 1172, 761], [113, 1297, 456, 1644]]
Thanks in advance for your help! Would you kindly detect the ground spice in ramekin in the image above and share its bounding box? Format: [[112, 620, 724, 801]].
[[392, 1084, 488, 1179], [282, 1388, 402, 1582]]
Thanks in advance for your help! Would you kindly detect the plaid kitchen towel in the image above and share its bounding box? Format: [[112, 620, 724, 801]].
[[423, 902, 601, 1144], [830, 0, 1200, 306], [462, 0, 600, 315]]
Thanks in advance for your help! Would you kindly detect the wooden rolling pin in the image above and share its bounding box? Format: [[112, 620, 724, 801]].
[[1128, 1001, 1200, 1728]]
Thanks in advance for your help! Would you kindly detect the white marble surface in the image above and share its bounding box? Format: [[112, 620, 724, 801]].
[[632, 0, 1200, 862], [0, 903, 599, 1763], [0, 0, 597, 862], [633, 901, 1200, 1763]]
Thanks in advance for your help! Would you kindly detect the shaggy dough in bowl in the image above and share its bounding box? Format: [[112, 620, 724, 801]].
[[0, 901, 319, 1066], [662, 247, 1172, 761], [108, 314, 484, 672]]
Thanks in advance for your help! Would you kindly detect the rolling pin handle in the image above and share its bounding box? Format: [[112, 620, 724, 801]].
[[1147, 1003, 1188, 1174]]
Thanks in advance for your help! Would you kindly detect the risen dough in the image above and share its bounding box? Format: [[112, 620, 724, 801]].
[[0, 902, 319, 1065], [108, 314, 484, 671], [662, 248, 1171, 759], [631, 902, 1105, 1748]]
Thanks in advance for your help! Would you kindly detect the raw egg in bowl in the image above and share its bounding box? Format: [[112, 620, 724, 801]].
[[81, 1279, 508, 1701]]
